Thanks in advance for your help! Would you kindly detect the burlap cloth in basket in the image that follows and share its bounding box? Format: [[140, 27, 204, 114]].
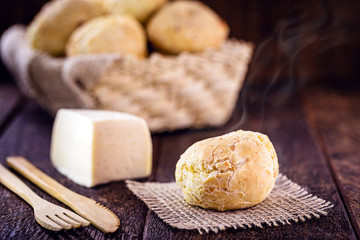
[[1, 25, 253, 132], [126, 174, 333, 234]]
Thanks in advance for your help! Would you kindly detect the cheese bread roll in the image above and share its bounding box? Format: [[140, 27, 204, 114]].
[[175, 130, 279, 211], [147, 0, 229, 54], [66, 15, 147, 58], [27, 0, 104, 56]]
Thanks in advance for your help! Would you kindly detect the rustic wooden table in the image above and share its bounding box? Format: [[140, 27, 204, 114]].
[[0, 79, 359, 239], [1, 0, 360, 237]]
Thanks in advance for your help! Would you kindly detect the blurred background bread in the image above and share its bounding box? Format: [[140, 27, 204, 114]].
[[1, 0, 359, 86], [146, 1, 229, 54], [26, 0, 104, 56], [66, 15, 147, 58]]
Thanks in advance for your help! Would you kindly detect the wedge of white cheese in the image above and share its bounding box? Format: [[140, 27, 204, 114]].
[[50, 109, 152, 187]]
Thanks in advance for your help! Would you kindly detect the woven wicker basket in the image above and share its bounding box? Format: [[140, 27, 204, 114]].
[[1, 25, 253, 132]]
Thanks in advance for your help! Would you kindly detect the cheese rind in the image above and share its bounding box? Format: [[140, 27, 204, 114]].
[[50, 109, 152, 187]]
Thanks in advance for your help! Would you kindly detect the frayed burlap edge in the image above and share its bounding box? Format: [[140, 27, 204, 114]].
[[126, 174, 333, 234]]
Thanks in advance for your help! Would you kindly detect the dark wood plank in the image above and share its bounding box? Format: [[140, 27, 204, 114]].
[[0, 101, 150, 239], [303, 85, 360, 238], [142, 89, 356, 239], [0, 83, 23, 132]]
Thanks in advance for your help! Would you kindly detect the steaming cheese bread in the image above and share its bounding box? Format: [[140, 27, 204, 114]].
[[175, 130, 279, 211], [50, 109, 152, 187], [66, 15, 147, 58], [27, 0, 104, 56], [103, 0, 168, 23], [146, 0, 229, 54]]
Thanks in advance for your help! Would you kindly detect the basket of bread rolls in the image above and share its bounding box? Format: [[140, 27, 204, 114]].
[[1, 0, 254, 132]]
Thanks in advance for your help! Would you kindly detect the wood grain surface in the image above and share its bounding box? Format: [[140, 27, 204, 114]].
[[1, 0, 359, 238], [141, 88, 357, 239], [0, 101, 150, 239], [0, 82, 358, 239], [0, 83, 23, 133], [303, 86, 360, 238]]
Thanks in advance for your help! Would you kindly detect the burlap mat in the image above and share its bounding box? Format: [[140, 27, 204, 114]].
[[126, 174, 333, 234]]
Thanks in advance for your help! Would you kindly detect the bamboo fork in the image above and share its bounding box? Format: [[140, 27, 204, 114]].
[[6, 156, 120, 233], [0, 164, 89, 231]]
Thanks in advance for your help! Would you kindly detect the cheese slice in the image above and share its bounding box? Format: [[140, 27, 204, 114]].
[[50, 109, 152, 187]]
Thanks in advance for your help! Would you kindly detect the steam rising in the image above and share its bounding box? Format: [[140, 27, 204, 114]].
[[231, 1, 353, 131]]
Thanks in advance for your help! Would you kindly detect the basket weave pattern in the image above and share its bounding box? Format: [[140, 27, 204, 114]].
[[93, 41, 253, 131]]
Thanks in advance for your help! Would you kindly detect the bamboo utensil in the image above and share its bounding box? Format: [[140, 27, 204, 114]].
[[0, 164, 90, 231], [6, 156, 120, 233]]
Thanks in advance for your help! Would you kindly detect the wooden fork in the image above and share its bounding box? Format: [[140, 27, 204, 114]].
[[0, 164, 90, 231]]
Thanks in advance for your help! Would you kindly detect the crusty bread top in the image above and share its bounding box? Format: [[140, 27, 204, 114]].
[[175, 130, 279, 211]]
